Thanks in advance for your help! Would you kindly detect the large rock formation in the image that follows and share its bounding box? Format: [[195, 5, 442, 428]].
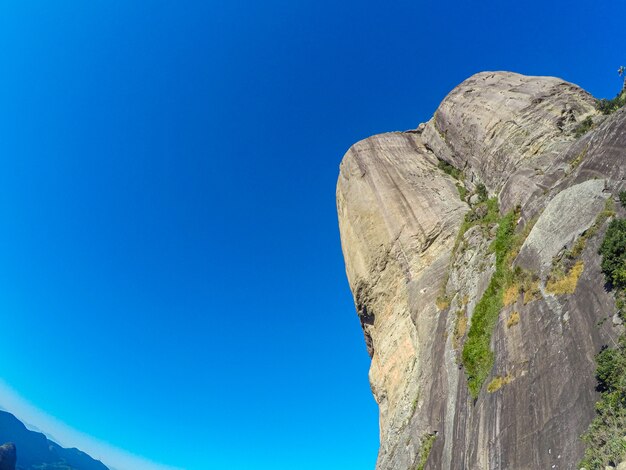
[[337, 71, 626, 469]]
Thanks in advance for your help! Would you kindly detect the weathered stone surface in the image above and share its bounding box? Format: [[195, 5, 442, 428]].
[[337, 131, 467, 466], [338, 72, 626, 470], [420, 71, 597, 192], [517, 179, 609, 274]]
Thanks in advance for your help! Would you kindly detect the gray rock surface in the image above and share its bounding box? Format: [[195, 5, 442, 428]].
[[517, 179, 609, 274], [337, 72, 626, 470]]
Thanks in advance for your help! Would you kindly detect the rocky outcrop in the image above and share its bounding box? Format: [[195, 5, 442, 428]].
[[0, 443, 16, 470], [337, 71, 626, 469]]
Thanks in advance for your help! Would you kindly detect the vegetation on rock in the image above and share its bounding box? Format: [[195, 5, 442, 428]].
[[459, 204, 542, 398], [546, 260, 584, 295], [580, 335, 626, 468], [436, 195, 499, 310], [599, 218, 626, 290], [573, 116, 595, 137], [580, 196, 626, 469], [506, 311, 520, 328], [546, 198, 615, 296], [486, 374, 513, 393], [437, 158, 463, 180], [415, 433, 437, 470], [595, 66, 626, 114], [461, 206, 518, 398], [453, 309, 468, 351]]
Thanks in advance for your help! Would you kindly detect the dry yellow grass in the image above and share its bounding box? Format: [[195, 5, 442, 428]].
[[453, 310, 468, 350], [436, 296, 450, 310], [506, 311, 520, 328], [546, 261, 584, 295], [487, 373, 514, 393], [503, 285, 519, 306], [523, 280, 541, 304]]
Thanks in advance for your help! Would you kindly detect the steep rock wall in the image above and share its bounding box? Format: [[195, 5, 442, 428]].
[[337, 72, 625, 470]]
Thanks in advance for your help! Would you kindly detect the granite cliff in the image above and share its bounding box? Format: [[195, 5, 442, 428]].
[[337, 71, 626, 469]]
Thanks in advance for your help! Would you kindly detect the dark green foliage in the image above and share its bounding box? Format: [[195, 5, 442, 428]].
[[596, 344, 626, 394], [596, 91, 626, 115], [599, 218, 626, 289], [573, 116, 594, 138], [580, 215, 626, 468], [415, 433, 437, 470], [456, 183, 468, 201], [619, 191, 626, 208], [463, 197, 499, 225], [437, 159, 463, 180], [462, 208, 517, 398], [475, 183, 488, 203], [580, 337, 626, 468]]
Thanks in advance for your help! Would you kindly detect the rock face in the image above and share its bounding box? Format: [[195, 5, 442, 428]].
[[337, 71, 626, 469], [0, 443, 16, 470]]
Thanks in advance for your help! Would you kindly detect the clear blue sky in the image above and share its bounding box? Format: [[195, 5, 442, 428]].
[[0, 1, 623, 469]]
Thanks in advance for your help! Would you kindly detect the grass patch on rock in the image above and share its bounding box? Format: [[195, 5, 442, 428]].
[[453, 309, 468, 351], [437, 159, 463, 180], [523, 280, 541, 304], [503, 285, 519, 306], [461, 207, 518, 398], [573, 116, 595, 138], [546, 198, 615, 297], [487, 373, 513, 393], [415, 432, 437, 470], [546, 260, 584, 295], [506, 311, 520, 328]]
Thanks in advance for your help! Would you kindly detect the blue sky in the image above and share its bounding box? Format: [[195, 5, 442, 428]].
[[0, 1, 624, 469]]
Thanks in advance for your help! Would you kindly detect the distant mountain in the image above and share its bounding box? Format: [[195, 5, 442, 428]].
[[0, 443, 16, 470], [0, 410, 108, 470]]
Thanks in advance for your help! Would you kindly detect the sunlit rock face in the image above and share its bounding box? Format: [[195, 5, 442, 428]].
[[337, 71, 626, 470]]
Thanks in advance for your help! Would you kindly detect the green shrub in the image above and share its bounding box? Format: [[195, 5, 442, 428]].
[[456, 183, 468, 201], [599, 218, 626, 289], [596, 91, 626, 115], [415, 433, 437, 470], [580, 336, 626, 468], [580, 215, 626, 468], [596, 344, 626, 394], [475, 183, 488, 203], [462, 208, 517, 398], [619, 191, 626, 208], [437, 159, 463, 180], [574, 116, 594, 138]]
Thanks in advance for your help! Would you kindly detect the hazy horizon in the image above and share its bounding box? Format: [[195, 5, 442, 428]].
[[0, 381, 180, 470]]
